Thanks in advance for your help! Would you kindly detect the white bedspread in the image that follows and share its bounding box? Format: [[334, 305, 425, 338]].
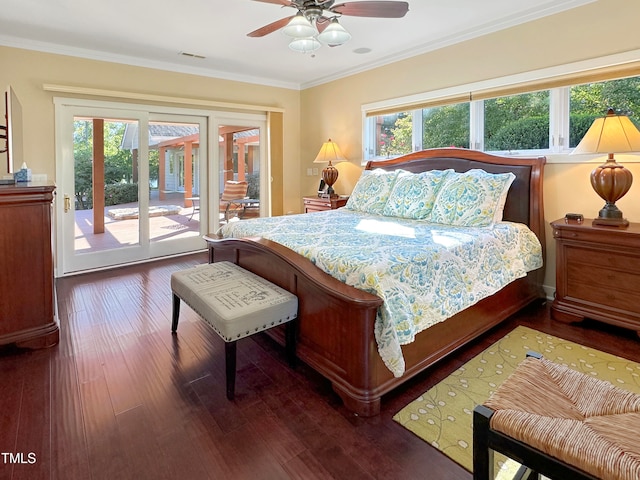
[[219, 209, 543, 376]]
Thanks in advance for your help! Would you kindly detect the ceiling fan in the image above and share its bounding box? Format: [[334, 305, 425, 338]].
[[248, 1, 410, 52]]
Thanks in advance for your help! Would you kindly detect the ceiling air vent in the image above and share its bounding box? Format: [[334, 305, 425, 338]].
[[179, 52, 206, 59]]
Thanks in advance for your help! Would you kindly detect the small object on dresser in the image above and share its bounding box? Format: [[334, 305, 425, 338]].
[[564, 213, 583, 222], [13, 162, 32, 183]]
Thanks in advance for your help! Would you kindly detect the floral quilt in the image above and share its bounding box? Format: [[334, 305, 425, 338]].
[[218, 209, 543, 377]]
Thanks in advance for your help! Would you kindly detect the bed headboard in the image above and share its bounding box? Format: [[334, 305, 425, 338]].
[[365, 148, 546, 247]]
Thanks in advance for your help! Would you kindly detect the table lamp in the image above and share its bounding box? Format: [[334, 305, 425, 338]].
[[314, 139, 347, 198], [572, 108, 640, 227]]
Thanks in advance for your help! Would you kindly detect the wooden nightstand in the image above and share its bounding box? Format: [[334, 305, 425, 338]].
[[303, 196, 349, 213], [550, 218, 640, 335]]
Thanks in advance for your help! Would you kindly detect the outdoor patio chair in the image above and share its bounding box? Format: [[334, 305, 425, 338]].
[[220, 180, 248, 222]]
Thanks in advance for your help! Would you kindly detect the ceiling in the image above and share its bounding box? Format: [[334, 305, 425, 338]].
[[0, 0, 593, 90]]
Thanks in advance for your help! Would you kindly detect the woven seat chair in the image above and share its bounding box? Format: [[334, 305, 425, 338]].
[[473, 352, 640, 480]]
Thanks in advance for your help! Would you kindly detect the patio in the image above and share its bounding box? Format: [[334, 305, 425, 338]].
[[74, 191, 201, 253]]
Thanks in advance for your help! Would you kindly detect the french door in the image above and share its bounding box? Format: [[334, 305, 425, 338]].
[[55, 99, 207, 274]]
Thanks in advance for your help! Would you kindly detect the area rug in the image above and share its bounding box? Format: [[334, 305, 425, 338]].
[[393, 325, 640, 474]]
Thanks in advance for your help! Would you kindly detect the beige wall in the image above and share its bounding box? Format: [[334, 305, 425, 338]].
[[1, 0, 640, 293], [0, 46, 302, 215], [300, 0, 640, 294]]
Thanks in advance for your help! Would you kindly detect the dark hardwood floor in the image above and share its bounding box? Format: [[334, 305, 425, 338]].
[[2, 253, 640, 480]]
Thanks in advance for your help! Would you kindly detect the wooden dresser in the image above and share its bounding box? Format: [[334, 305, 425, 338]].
[[303, 195, 349, 213], [0, 182, 59, 348], [550, 218, 640, 334]]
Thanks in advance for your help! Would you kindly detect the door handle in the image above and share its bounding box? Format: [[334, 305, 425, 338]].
[[64, 194, 71, 213]]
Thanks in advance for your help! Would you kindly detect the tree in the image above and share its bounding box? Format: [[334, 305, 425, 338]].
[[423, 104, 470, 148], [73, 120, 134, 210], [388, 115, 413, 155]]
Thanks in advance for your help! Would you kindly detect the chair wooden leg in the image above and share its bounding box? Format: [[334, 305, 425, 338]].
[[171, 294, 181, 332], [473, 404, 494, 480], [225, 341, 237, 400]]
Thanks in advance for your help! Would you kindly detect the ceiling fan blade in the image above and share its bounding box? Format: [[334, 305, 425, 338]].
[[247, 16, 295, 37], [331, 1, 409, 18], [316, 16, 331, 33], [251, 0, 294, 6]]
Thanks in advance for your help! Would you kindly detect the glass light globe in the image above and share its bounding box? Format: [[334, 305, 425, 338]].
[[289, 37, 321, 53], [317, 19, 351, 45], [283, 14, 317, 38]]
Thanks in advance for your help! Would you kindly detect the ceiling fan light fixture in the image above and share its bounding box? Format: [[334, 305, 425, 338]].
[[317, 18, 351, 46], [283, 14, 317, 38], [288, 36, 321, 53]]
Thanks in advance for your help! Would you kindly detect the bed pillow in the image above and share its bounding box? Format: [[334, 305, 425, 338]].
[[345, 169, 401, 215], [430, 169, 516, 226], [382, 169, 454, 220]]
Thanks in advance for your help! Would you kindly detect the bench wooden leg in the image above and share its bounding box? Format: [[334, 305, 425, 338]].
[[225, 341, 237, 400], [285, 319, 297, 368], [171, 294, 181, 332]]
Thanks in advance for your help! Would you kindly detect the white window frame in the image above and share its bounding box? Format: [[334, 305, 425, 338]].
[[361, 49, 640, 164]]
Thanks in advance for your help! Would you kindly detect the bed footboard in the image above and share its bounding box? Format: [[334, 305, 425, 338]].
[[205, 235, 388, 415], [205, 235, 543, 416]]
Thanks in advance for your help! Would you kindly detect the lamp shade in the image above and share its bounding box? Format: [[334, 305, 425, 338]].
[[573, 108, 640, 154], [283, 14, 317, 38], [313, 139, 347, 165], [317, 18, 351, 46], [572, 108, 640, 227], [313, 139, 347, 198]]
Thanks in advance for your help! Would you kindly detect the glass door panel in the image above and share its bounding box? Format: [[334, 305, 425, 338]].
[[73, 116, 141, 255], [218, 124, 262, 225], [148, 120, 202, 245], [56, 100, 208, 275]]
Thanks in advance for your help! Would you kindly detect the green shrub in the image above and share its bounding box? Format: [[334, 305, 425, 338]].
[[569, 114, 599, 147], [246, 172, 260, 199], [486, 117, 549, 151], [104, 183, 138, 206]]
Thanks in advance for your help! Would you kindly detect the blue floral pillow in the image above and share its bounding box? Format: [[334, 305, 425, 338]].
[[430, 169, 516, 226], [382, 169, 454, 219], [345, 169, 400, 215]]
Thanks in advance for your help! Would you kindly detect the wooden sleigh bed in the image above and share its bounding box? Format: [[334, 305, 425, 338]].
[[204, 148, 546, 416]]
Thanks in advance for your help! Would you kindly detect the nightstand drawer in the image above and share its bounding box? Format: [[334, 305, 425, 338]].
[[566, 246, 640, 272], [568, 280, 640, 314], [303, 196, 349, 213], [567, 263, 639, 292], [553, 224, 640, 248], [304, 198, 333, 208]]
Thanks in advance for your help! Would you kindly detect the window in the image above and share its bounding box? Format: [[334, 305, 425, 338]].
[[569, 77, 640, 147], [371, 112, 412, 158], [484, 91, 549, 152], [423, 103, 470, 149], [362, 58, 640, 162]]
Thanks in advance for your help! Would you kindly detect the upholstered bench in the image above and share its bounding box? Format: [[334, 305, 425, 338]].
[[473, 352, 640, 480], [170, 262, 298, 400]]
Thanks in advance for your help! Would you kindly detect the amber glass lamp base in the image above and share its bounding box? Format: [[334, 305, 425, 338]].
[[590, 155, 632, 228]]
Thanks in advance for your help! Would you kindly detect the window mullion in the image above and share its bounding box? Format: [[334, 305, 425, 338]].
[[412, 110, 423, 151], [550, 87, 570, 153], [470, 100, 484, 151]]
